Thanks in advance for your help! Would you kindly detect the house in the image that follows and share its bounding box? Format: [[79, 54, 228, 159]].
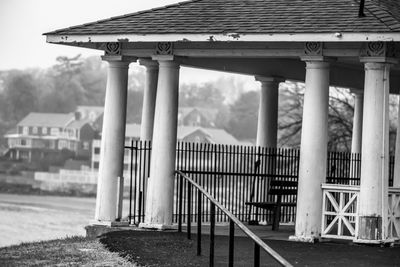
[[76, 106, 104, 131], [5, 111, 97, 162], [178, 107, 218, 127]]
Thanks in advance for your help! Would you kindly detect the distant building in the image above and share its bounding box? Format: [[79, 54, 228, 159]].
[[178, 107, 218, 127], [91, 124, 247, 170], [4, 107, 102, 162], [75, 106, 104, 131]]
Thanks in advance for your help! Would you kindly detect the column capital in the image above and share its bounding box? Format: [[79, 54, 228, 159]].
[[301, 56, 336, 64], [101, 55, 137, 66], [255, 76, 285, 84], [360, 57, 398, 65], [152, 54, 175, 61], [350, 89, 364, 96], [362, 61, 393, 71], [303, 60, 331, 70], [139, 58, 159, 70]]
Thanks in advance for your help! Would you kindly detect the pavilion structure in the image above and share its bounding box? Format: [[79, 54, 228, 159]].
[[45, 0, 400, 243]]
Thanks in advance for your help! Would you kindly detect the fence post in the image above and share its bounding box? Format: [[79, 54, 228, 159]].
[[129, 140, 134, 224], [116, 176, 124, 221], [210, 202, 215, 267]]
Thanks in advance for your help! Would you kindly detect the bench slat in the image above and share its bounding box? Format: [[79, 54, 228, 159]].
[[268, 189, 297, 195], [245, 202, 296, 208], [270, 180, 298, 187]]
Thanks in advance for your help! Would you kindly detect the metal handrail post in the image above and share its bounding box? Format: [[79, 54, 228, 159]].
[[228, 219, 235, 267], [254, 243, 260, 267], [197, 189, 202, 256], [210, 202, 215, 267], [178, 174, 183, 232], [187, 182, 192, 240]]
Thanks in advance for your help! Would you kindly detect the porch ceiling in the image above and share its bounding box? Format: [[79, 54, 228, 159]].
[[177, 57, 400, 94]]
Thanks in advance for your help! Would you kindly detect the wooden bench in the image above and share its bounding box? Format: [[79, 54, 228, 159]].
[[245, 180, 297, 231]]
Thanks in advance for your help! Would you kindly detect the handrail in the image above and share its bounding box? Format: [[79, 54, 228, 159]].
[[176, 170, 293, 267]]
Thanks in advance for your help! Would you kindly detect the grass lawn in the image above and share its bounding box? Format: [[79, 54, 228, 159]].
[[0, 236, 133, 266]]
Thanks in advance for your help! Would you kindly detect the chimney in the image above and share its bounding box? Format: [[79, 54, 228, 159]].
[[359, 0, 366, 17], [74, 111, 81, 121]]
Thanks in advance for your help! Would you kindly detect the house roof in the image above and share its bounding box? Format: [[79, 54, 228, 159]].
[[17, 113, 74, 128], [65, 119, 92, 129], [179, 107, 218, 122], [45, 0, 400, 36], [124, 123, 246, 145], [178, 127, 240, 145]]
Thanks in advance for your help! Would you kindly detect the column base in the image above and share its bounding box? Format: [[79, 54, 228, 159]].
[[289, 235, 320, 243], [89, 220, 129, 227], [86, 221, 131, 238], [354, 238, 398, 246], [139, 222, 177, 230]]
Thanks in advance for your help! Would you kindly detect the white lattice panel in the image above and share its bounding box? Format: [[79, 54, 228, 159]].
[[388, 191, 400, 240], [321, 185, 359, 240]]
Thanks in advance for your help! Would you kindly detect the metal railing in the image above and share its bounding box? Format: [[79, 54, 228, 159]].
[[326, 151, 395, 186], [176, 170, 293, 267]]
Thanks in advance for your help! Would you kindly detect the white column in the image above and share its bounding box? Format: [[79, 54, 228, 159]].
[[94, 56, 132, 225], [140, 58, 180, 229], [351, 92, 364, 154], [255, 77, 283, 148], [139, 59, 159, 140], [291, 60, 330, 242], [394, 96, 400, 187], [356, 61, 391, 243]]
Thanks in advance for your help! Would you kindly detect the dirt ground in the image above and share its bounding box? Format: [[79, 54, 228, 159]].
[[101, 230, 400, 267]]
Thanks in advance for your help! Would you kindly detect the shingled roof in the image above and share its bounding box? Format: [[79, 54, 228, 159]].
[[45, 0, 400, 36]]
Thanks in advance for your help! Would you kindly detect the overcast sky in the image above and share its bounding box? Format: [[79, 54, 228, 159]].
[[0, 0, 258, 88]]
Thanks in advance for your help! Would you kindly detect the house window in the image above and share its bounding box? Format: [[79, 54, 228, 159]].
[[22, 127, 29, 135], [21, 139, 27, 146], [58, 140, 67, 149], [32, 127, 38, 134], [83, 142, 89, 150], [20, 151, 29, 159], [94, 147, 100, 154], [42, 127, 47, 135], [51, 128, 59, 136], [94, 162, 99, 169]]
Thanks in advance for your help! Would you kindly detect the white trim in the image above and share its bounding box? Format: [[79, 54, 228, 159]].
[[46, 33, 400, 44]]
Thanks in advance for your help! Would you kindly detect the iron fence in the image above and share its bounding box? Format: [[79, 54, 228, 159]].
[[124, 141, 396, 225], [125, 141, 299, 224], [175, 142, 299, 224], [326, 151, 394, 186]]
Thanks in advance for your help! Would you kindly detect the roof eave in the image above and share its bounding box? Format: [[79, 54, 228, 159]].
[[46, 32, 400, 44]]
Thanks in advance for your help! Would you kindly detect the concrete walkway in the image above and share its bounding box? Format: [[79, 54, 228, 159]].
[[183, 223, 294, 241]]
